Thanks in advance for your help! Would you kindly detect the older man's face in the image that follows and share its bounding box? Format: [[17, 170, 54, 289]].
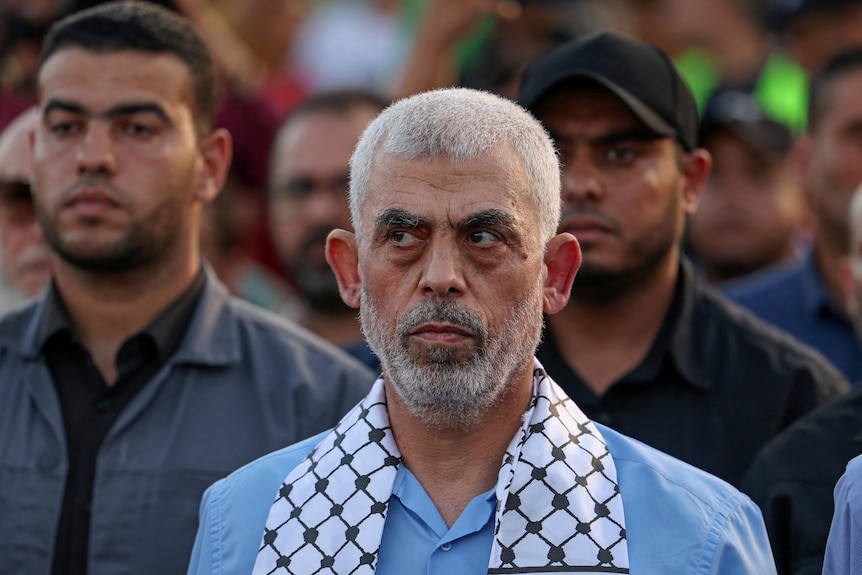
[[353, 146, 548, 427]]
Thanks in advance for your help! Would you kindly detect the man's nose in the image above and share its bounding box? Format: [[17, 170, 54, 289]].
[[561, 155, 603, 205], [76, 124, 117, 176], [419, 237, 466, 299]]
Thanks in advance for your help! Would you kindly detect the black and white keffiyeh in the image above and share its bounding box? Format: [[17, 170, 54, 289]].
[[253, 362, 629, 574]]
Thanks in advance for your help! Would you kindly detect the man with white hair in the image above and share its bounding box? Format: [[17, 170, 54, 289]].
[[187, 87, 775, 574]]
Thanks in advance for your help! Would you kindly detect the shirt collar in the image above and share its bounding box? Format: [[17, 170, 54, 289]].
[[37, 269, 206, 363], [37, 280, 75, 346], [538, 257, 710, 392], [659, 257, 714, 391]]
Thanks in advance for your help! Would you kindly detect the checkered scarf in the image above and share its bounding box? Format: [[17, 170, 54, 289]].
[[253, 363, 629, 574]]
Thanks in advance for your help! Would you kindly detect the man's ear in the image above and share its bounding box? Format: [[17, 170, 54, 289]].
[[680, 148, 712, 215], [326, 229, 361, 308], [543, 232, 581, 315], [195, 128, 232, 204]]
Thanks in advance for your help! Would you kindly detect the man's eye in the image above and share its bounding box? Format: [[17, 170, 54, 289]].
[[468, 230, 499, 246], [390, 230, 419, 245], [606, 146, 635, 162], [122, 123, 155, 137], [283, 179, 314, 199], [49, 121, 81, 137]]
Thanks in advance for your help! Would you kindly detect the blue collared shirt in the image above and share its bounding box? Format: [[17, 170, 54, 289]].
[[377, 466, 495, 574], [723, 251, 862, 382], [187, 424, 776, 575], [823, 454, 862, 575]]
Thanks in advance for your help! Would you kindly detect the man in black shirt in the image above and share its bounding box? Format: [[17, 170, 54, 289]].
[[0, 3, 374, 575], [517, 31, 849, 487]]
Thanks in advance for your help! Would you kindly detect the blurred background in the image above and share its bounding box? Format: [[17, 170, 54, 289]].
[[2, 0, 858, 312]]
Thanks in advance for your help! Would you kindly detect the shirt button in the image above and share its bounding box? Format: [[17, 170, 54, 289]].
[[440, 543, 452, 552], [94, 397, 111, 411]]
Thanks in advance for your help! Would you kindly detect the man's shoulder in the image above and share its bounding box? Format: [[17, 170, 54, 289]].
[[189, 432, 327, 575], [841, 453, 862, 486], [599, 424, 774, 572], [210, 431, 325, 503], [681, 259, 812, 358], [690, 279, 848, 385], [745, 386, 862, 487], [601, 423, 746, 508], [198, 279, 373, 376], [0, 297, 41, 354]]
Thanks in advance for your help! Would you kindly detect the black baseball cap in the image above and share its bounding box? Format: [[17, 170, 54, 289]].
[[699, 90, 794, 158], [760, 0, 862, 32], [517, 31, 699, 151]]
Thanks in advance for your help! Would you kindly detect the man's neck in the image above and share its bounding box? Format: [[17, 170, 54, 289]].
[[384, 369, 534, 528], [52, 254, 201, 384], [548, 256, 679, 396]]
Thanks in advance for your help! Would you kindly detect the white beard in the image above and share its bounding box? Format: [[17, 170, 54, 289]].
[[360, 282, 544, 430]]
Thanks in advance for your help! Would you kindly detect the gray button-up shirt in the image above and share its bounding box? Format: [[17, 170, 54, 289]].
[[0, 269, 375, 575]]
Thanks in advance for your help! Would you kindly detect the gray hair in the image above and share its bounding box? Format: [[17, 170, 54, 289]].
[[348, 88, 561, 245]]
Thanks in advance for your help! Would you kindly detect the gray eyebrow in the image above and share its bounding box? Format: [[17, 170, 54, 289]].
[[374, 208, 425, 230], [373, 207, 516, 234], [460, 209, 515, 231]]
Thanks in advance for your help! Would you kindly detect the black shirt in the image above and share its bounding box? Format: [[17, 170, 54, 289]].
[[40, 271, 205, 575], [742, 386, 862, 575], [537, 258, 850, 487]]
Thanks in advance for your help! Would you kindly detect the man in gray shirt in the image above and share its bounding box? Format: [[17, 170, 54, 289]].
[[0, 3, 374, 574]]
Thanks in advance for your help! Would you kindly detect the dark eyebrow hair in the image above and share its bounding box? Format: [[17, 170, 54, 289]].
[[460, 209, 515, 231], [43, 99, 86, 117], [43, 98, 170, 123], [374, 207, 425, 230]]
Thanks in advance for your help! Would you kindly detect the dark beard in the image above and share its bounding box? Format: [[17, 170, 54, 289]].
[[38, 199, 179, 273], [570, 246, 675, 306], [569, 179, 683, 306], [287, 260, 351, 312]]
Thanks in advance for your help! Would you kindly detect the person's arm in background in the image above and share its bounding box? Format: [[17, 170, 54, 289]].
[[393, 0, 519, 99], [172, 0, 267, 97]]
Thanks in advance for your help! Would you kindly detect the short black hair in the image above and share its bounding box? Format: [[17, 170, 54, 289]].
[[808, 47, 862, 133], [39, 0, 218, 135], [269, 89, 390, 193]]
